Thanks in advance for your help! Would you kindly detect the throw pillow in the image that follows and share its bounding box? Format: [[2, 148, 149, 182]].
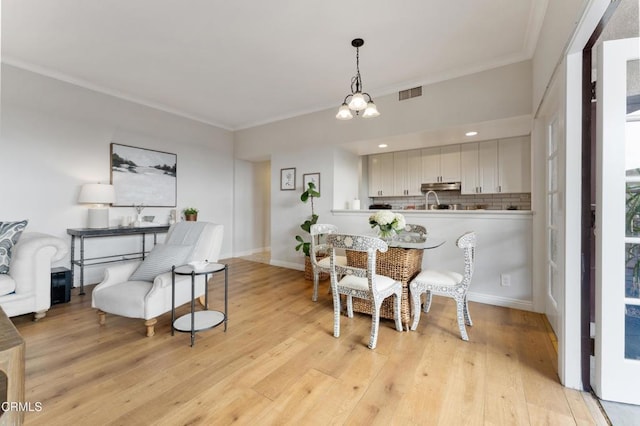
[[129, 244, 192, 282], [0, 220, 29, 274]]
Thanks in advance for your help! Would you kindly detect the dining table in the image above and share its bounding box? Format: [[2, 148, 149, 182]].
[[346, 233, 445, 329]]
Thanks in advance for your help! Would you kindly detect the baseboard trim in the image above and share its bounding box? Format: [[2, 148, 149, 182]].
[[270, 260, 304, 271], [468, 292, 535, 312]]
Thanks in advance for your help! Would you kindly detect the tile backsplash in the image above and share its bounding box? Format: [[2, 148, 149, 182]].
[[370, 191, 531, 210]]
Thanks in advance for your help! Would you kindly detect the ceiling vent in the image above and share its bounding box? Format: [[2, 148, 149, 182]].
[[398, 86, 422, 101]]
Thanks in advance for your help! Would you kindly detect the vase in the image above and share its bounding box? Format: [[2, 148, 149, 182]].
[[185, 213, 198, 222], [377, 228, 396, 241]]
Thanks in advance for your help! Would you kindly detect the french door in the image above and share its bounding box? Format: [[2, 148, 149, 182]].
[[594, 37, 640, 404]]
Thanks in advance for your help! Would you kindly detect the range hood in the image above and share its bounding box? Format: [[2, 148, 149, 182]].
[[421, 182, 461, 192]]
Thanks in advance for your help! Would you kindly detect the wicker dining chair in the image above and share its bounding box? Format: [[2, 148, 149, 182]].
[[409, 231, 476, 340], [326, 233, 403, 349], [309, 224, 347, 302]]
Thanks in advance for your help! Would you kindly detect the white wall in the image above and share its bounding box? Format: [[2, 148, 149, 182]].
[[1, 64, 235, 285], [234, 61, 533, 161], [233, 159, 270, 256], [332, 149, 360, 210]]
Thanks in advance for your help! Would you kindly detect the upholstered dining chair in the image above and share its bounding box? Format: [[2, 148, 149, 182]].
[[409, 231, 476, 341], [326, 233, 403, 349], [92, 221, 223, 337], [309, 224, 347, 302]]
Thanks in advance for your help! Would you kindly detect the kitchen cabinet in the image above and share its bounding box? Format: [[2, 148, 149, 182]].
[[422, 145, 461, 183], [498, 136, 531, 193], [393, 150, 423, 196], [368, 153, 394, 196], [461, 137, 530, 194], [461, 141, 498, 194]]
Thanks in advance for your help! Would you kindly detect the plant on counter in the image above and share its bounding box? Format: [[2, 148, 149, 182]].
[[294, 182, 320, 256], [369, 210, 406, 240]]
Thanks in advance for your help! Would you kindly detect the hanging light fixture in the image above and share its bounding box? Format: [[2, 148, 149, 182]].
[[336, 38, 380, 120]]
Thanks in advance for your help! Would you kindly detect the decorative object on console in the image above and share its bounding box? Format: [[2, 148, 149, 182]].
[[0, 220, 28, 274], [336, 38, 380, 120], [280, 167, 296, 191], [110, 143, 177, 207], [183, 207, 198, 222], [369, 211, 406, 240], [78, 183, 115, 229]]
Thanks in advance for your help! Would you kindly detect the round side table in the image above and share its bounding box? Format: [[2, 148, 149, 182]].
[[171, 262, 228, 346]]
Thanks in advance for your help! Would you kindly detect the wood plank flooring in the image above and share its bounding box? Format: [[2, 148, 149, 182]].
[[11, 258, 605, 425]]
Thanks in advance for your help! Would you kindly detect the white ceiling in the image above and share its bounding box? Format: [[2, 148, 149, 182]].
[[2, 1, 547, 131]]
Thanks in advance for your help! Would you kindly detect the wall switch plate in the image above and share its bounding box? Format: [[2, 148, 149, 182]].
[[500, 274, 511, 287]]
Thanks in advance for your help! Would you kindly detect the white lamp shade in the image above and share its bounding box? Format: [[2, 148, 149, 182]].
[[336, 104, 354, 120], [362, 101, 380, 118], [348, 93, 367, 111], [78, 183, 116, 204]]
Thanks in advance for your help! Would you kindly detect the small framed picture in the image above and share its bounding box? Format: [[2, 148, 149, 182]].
[[303, 172, 320, 192], [280, 167, 296, 191]]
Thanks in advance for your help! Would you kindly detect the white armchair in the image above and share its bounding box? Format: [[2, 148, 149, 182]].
[[92, 221, 224, 337], [0, 232, 69, 320]]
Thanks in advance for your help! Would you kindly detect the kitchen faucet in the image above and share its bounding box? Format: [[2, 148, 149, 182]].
[[425, 190, 440, 210]]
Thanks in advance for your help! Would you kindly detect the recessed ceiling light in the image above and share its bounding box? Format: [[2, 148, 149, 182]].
[[378, 144, 388, 148], [465, 131, 478, 137]]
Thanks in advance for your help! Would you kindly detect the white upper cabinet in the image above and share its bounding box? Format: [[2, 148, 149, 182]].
[[394, 150, 423, 196], [422, 146, 461, 183], [368, 153, 394, 196], [461, 137, 530, 194], [498, 136, 531, 193]]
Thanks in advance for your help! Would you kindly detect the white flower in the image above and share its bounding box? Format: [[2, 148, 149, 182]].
[[394, 213, 406, 231]]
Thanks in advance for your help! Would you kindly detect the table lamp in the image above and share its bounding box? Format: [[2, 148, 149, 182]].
[[78, 183, 116, 228]]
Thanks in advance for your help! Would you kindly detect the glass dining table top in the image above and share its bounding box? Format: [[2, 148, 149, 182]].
[[386, 234, 445, 249]]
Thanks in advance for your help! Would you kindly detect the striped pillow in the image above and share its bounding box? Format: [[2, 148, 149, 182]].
[[130, 244, 191, 282], [0, 220, 29, 274]]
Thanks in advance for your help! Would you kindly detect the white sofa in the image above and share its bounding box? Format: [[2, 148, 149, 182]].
[[0, 232, 69, 320], [92, 221, 224, 336]]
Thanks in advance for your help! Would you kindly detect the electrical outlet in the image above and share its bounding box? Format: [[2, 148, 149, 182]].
[[500, 274, 511, 287]]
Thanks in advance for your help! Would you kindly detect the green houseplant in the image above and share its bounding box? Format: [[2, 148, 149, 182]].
[[294, 182, 326, 281], [183, 207, 198, 222], [294, 182, 320, 256]]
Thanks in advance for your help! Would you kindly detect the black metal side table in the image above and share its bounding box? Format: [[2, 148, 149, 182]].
[[171, 263, 228, 346]]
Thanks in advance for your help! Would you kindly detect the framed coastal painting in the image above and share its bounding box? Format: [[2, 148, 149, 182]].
[[110, 143, 177, 206], [280, 167, 296, 191], [303, 172, 320, 192]]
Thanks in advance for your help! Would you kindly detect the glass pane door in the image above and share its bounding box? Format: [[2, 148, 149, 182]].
[[594, 37, 640, 404]]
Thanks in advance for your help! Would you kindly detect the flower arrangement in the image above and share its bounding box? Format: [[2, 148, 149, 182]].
[[369, 211, 406, 239]]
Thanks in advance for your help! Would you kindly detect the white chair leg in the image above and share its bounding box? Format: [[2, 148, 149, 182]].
[[332, 290, 341, 338], [464, 296, 473, 326], [312, 269, 319, 302], [394, 292, 403, 332], [410, 286, 422, 331], [369, 301, 382, 349], [424, 291, 433, 313], [346, 295, 354, 318], [455, 297, 469, 341]]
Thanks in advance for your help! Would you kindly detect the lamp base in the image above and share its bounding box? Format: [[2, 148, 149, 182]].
[[87, 207, 109, 228]]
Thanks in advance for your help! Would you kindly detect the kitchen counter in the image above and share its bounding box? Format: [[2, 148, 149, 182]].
[[332, 209, 533, 218]]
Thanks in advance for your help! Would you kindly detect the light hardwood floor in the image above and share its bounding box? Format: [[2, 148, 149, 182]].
[[12, 258, 606, 425]]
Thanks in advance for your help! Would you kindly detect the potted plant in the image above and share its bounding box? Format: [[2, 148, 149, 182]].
[[183, 207, 198, 222], [294, 182, 324, 280]]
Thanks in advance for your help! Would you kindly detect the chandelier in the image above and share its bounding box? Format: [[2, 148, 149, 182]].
[[336, 38, 380, 120]]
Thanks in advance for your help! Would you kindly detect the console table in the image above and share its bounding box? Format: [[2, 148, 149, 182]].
[[67, 225, 170, 295]]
